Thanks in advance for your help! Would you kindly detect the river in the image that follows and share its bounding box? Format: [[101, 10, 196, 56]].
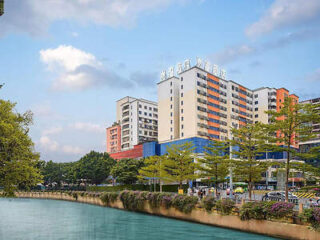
[[0, 198, 279, 240]]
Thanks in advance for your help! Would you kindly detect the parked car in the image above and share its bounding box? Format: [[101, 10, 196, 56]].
[[266, 191, 298, 203], [234, 187, 244, 194]]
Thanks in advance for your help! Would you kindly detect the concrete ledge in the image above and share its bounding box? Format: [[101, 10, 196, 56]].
[[15, 192, 320, 240]]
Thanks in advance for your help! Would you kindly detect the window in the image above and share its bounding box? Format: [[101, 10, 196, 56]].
[[144, 112, 147, 116], [170, 112, 173, 117], [181, 116, 184, 121], [170, 89, 172, 94], [170, 128, 173, 132], [181, 77, 183, 81], [181, 93, 183, 97], [255, 108, 258, 111], [149, 113, 152, 117], [171, 135, 173, 140], [144, 131, 148, 135], [255, 114, 258, 118], [170, 81, 172, 86], [170, 104, 172, 109], [149, 107, 152, 110], [181, 109, 183, 113], [170, 120, 173, 124], [254, 94, 258, 98], [181, 132, 184, 137], [139, 111, 142, 114], [181, 101, 183, 105], [255, 101, 258, 105], [181, 85, 183, 89], [144, 106, 147, 109], [170, 97, 172, 101], [181, 124, 184, 129]]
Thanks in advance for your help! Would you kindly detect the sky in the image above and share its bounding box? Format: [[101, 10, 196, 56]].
[[0, 0, 319, 162]]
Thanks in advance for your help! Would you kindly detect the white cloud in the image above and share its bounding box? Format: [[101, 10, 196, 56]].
[[42, 127, 63, 136], [70, 122, 105, 133], [71, 32, 79, 37], [39, 136, 59, 152], [211, 44, 256, 64], [39, 135, 85, 155], [0, 0, 190, 36], [62, 145, 84, 155], [40, 45, 100, 72], [40, 45, 133, 91], [246, 0, 320, 37]]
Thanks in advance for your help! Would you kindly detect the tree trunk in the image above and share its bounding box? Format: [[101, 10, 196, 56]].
[[285, 150, 290, 202], [154, 179, 156, 192], [160, 180, 162, 193], [248, 182, 252, 201], [179, 181, 182, 190]]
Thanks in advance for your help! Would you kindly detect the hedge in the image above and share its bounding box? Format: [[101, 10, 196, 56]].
[[87, 184, 188, 193]]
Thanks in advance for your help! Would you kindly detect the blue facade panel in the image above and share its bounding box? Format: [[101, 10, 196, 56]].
[[159, 137, 212, 155], [143, 141, 161, 158]]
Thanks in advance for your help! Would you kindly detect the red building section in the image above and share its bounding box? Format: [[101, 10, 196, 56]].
[[110, 144, 143, 160]]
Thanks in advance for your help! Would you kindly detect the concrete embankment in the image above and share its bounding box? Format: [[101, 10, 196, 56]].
[[16, 192, 320, 240]]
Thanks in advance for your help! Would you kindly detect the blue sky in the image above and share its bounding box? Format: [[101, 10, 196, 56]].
[[0, 0, 319, 162]]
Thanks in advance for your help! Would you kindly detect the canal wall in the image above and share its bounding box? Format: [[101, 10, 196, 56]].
[[16, 192, 320, 240]]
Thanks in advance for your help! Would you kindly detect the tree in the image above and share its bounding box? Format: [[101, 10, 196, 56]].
[[230, 122, 270, 200], [163, 142, 199, 190], [266, 97, 320, 201], [198, 140, 229, 195], [111, 158, 144, 184], [139, 155, 166, 192], [0, 100, 42, 195], [41, 160, 75, 186], [73, 151, 116, 185]]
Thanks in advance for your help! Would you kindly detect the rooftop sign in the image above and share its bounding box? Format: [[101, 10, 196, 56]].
[[160, 57, 227, 81]]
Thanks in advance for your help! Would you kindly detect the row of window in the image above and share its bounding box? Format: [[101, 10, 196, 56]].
[[197, 106, 227, 118], [231, 108, 253, 118], [138, 104, 158, 112], [231, 85, 253, 98], [197, 114, 227, 126], [232, 93, 253, 105], [138, 111, 158, 118], [197, 89, 227, 104], [197, 73, 227, 89], [197, 123, 228, 133], [232, 100, 253, 111], [197, 81, 227, 96]]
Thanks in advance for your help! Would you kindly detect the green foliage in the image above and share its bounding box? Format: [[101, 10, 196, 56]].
[[171, 194, 198, 214], [202, 195, 216, 212], [198, 141, 230, 191], [41, 160, 75, 185], [86, 184, 188, 193], [215, 199, 235, 215], [164, 142, 199, 189], [266, 97, 320, 201], [118, 190, 197, 214], [73, 151, 116, 185], [0, 100, 42, 195], [240, 201, 275, 220], [230, 122, 270, 200], [100, 192, 119, 205], [119, 190, 147, 210], [300, 208, 320, 231], [111, 158, 144, 184]]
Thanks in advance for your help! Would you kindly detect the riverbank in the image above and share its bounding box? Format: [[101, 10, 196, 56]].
[[15, 191, 320, 240]]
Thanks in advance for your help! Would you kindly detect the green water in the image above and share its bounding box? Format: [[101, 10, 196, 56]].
[[0, 198, 279, 240]]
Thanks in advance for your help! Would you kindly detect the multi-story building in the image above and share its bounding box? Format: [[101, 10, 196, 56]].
[[106, 123, 121, 153], [158, 59, 298, 146], [106, 96, 158, 154], [299, 97, 320, 166]]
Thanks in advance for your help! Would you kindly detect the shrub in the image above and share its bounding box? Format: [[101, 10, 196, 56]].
[[215, 199, 235, 215], [161, 194, 173, 209], [100, 192, 119, 205], [268, 202, 294, 219], [300, 207, 320, 231], [240, 201, 276, 220], [202, 196, 216, 212], [119, 190, 147, 211], [171, 195, 198, 214], [72, 192, 78, 200]]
